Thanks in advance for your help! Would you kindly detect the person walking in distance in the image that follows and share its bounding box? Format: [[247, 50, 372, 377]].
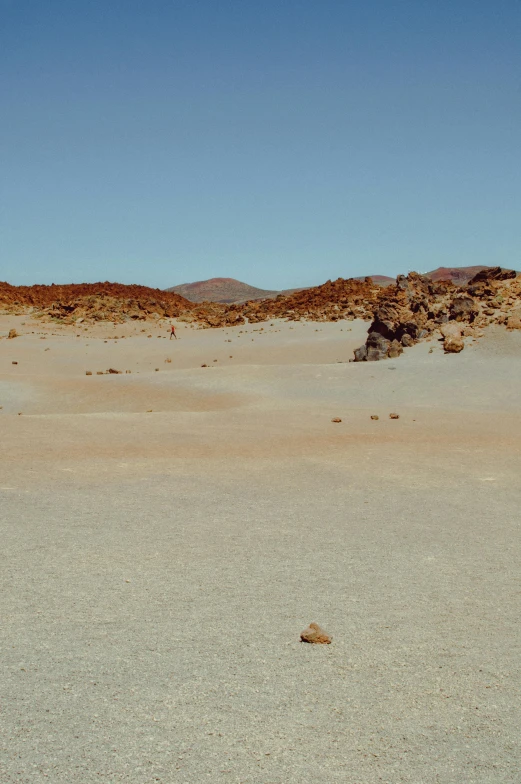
[[170, 323, 177, 340]]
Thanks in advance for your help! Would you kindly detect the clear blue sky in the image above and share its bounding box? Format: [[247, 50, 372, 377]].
[[1, 1, 520, 289]]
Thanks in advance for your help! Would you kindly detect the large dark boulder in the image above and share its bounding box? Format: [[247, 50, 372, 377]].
[[467, 267, 517, 285], [353, 343, 367, 362], [450, 296, 477, 322], [366, 331, 391, 361], [353, 331, 395, 362]]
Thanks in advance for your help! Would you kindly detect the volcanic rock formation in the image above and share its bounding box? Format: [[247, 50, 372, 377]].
[[0, 282, 193, 324], [1, 268, 520, 360], [352, 267, 519, 361]]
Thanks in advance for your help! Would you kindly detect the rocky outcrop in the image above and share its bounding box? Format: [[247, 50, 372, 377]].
[[126, 276, 382, 329], [1, 268, 519, 353], [467, 266, 517, 285], [353, 268, 520, 361], [0, 282, 193, 324]]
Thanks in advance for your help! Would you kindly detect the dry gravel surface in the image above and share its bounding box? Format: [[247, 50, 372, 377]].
[[1, 317, 520, 783]]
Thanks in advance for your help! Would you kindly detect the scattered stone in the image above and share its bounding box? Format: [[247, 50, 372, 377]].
[[440, 322, 462, 339], [85, 371, 92, 376], [300, 623, 332, 644], [388, 339, 404, 358], [125, 370, 131, 373], [107, 368, 122, 374], [370, 415, 379, 420], [12, 361, 18, 365], [96, 371, 104, 375], [8, 329, 18, 339], [389, 413, 400, 419], [331, 417, 342, 423], [201, 363, 207, 367], [506, 311, 521, 330], [155, 368, 159, 371], [443, 335, 464, 353], [353, 343, 367, 361]]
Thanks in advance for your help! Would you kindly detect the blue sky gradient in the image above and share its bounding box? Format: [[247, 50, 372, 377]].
[[1, 1, 520, 288]]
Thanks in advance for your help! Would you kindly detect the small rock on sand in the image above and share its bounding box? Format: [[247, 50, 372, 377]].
[[85, 371, 92, 376], [331, 417, 342, 423], [440, 322, 462, 339], [370, 415, 379, 420], [443, 335, 464, 353], [8, 329, 18, 339], [389, 413, 400, 419], [506, 312, 521, 330], [300, 623, 332, 644]]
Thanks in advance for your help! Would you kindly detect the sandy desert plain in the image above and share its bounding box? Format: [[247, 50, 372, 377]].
[[1, 311, 520, 784]]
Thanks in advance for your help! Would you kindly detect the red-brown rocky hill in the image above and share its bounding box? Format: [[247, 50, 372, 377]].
[[0, 282, 193, 323], [167, 277, 281, 303], [169, 275, 392, 304], [425, 266, 490, 285], [185, 277, 382, 327]]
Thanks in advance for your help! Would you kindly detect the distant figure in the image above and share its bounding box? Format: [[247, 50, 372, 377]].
[[170, 324, 177, 340]]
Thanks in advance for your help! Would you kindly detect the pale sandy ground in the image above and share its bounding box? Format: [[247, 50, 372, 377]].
[[1, 315, 520, 783]]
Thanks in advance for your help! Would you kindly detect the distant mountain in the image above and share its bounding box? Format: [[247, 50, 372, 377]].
[[353, 274, 395, 287], [166, 267, 512, 304], [425, 266, 491, 285], [166, 275, 395, 303], [166, 277, 302, 304]]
